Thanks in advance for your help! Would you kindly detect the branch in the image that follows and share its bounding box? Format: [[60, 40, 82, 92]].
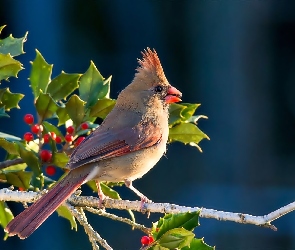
[[0, 158, 24, 170], [1, 188, 293, 230], [65, 202, 113, 250], [84, 206, 150, 234]]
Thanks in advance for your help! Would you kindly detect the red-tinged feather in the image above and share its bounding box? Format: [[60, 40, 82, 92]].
[[5, 169, 88, 239], [67, 119, 162, 170], [136, 48, 167, 83]]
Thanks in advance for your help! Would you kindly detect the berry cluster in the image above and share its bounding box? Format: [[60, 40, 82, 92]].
[[23, 114, 89, 177], [140, 235, 154, 246]]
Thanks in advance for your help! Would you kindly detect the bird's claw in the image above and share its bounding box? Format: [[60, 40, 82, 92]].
[[140, 196, 152, 217]]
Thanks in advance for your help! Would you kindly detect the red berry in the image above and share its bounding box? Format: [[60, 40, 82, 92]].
[[75, 136, 85, 147], [18, 187, 25, 191], [148, 236, 154, 244], [55, 136, 62, 144], [43, 134, 50, 143], [24, 114, 34, 124], [31, 124, 43, 134], [49, 132, 56, 140], [24, 132, 34, 142], [141, 236, 150, 245], [45, 165, 56, 176], [40, 150, 52, 162], [65, 134, 73, 142], [81, 122, 89, 130], [66, 126, 75, 134]]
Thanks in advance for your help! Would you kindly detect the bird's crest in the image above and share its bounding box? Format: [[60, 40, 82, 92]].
[[137, 48, 166, 81]]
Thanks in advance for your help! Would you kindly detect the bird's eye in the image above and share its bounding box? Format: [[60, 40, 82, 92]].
[[154, 85, 163, 93]]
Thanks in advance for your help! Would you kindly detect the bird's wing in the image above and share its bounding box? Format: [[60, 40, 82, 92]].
[[67, 120, 162, 170]]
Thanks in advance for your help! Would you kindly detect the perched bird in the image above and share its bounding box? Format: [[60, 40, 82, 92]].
[[5, 48, 182, 239]]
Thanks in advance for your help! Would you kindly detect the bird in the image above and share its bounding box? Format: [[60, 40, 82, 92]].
[[5, 48, 182, 239]]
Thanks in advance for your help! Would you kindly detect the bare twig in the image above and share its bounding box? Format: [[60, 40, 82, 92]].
[[0, 158, 24, 170], [65, 202, 113, 250], [84, 206, 151, 234]]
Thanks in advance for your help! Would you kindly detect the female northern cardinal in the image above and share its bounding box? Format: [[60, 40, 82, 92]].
[[5, 48, 182, 239]]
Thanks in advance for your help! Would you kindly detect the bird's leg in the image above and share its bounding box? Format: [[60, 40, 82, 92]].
[[124, 179, 151, 211], [95, 181, 106, 208]]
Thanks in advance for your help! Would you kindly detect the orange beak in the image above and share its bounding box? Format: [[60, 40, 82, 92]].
[[165, 86, 182, 104]]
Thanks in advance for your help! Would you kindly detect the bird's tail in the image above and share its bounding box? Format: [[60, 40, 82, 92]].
[[5, 169, 88, 239]]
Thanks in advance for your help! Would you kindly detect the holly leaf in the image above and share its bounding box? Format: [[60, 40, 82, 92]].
[[65, 94, 86, 125], [46, 72, 80, 101], [0, 201, 14, 240], [87, 181, 121, 199], [169, 103, 200, 127], [0, 132, 21, 141], [0, 88, 24, 110], [5, 171, 32, 189], [182, 238, 215, 250], [56, 106, 70, 126], [0, 160, 27, 172], [15, 142, 41, 175], [169, 123, 209, 149], [29, 49, 53, 98], [51, 152, 69, 168], [149, 246, 169, 250], [158, 228, 194, 249], [0, 107, 9, 118], [169, 103, 185, 126], [0, 138, 19, 155], [80, 61, 111, 109], [0, 53, 23, 81], [89, 99, 116, 119], [35, 93, 59, 121], [0, 30, 27, 57], [155, 212, 200, 240], [56, 206, 77, 231], [0, 25, 6, 34]]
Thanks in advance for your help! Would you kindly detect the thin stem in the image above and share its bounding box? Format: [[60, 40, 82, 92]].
[[0, 158, 24, 170]]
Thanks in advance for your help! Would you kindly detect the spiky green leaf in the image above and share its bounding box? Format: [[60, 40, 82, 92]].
[[35, 93, 59, 121], [65, 94, 85, 125], [182, 238, 215, 250], [56, 106, 70, 126], [15, 142, 41, 175], [5, 171, 32, 189], [0, 107, 9, 117], [0, 31, 27, 57], [169, 123, 209, 147], [0, 88, 24, 110], [155, 212, 200, 240], [46, 72, 80, 100], [89, 99, 116, 119], [0, 138, 19, 155], [0, 201, 14, 240], [30, 49, 53, 98], [56, 206, 77, 231], [0, 132, 21, 141], [80, 61, 111, 108], [169, 103, 200, 127], [51, 152, 69, 168], [158, 228, 194, 249], [0, 53, 23, 81]]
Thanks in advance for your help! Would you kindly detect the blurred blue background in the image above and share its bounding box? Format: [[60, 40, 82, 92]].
[[1, 0, 295, 249]]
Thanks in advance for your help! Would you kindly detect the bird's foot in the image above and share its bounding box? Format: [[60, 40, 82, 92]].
[[140, 195, 152, 217], [124, 179, 152, 216], [96, 180, 106, 209], [98, 193, 107, 209]]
